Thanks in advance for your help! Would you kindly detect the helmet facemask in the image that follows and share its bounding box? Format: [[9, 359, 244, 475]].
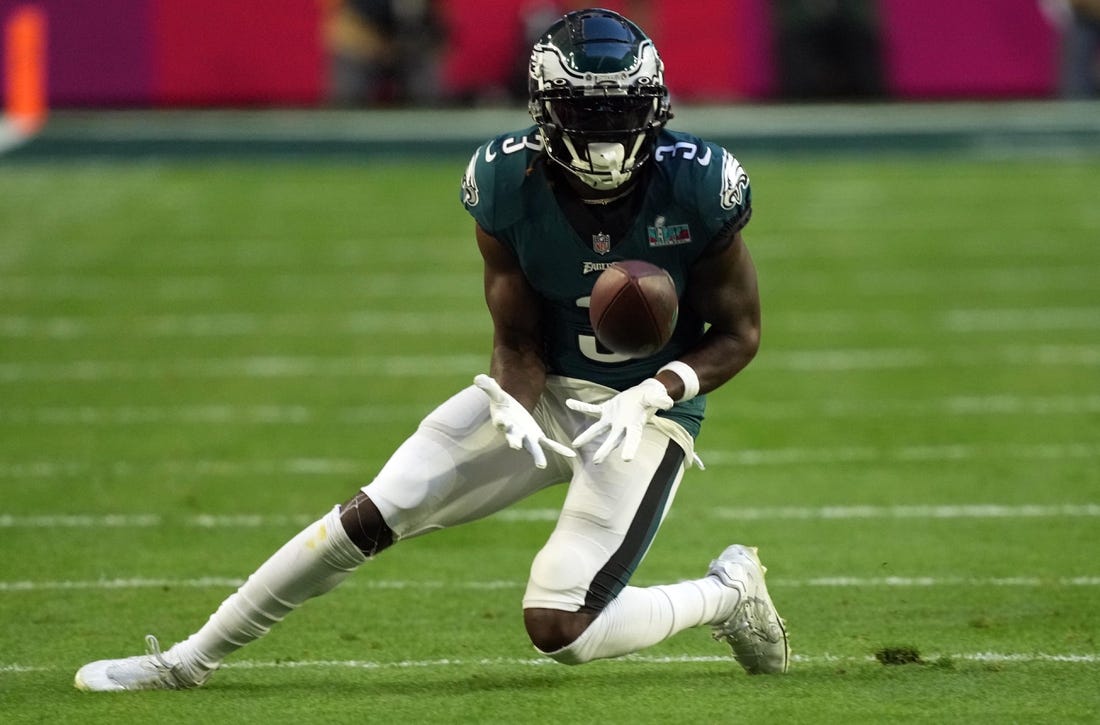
[[537, 89, 665, 190], [528, 11, 671, 192]]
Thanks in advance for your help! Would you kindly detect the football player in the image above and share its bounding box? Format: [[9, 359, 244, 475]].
[[74, 8, 788, 691]]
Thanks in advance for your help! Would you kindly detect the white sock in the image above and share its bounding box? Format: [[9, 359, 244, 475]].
[[546, 575, 734, 665], [172, 506, 366, 670]]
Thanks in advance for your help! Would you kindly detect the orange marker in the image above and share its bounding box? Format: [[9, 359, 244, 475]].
[[5, 5, 47, 133]]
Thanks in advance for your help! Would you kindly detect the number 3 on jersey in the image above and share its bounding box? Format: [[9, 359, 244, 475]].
[[576, 296, 631, 363]]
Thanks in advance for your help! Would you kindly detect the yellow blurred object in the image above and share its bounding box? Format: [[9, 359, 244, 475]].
[[1069, 0, 1100, 19], [323, 0, 394, 63]]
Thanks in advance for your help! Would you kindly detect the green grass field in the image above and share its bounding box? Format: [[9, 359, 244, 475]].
[[1, 150, 1098, 723]]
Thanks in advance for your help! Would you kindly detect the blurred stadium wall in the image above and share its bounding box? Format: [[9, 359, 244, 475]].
[[0, 0, 1065, 108]]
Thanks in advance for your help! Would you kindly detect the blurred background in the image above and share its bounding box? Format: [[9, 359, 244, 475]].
[[1, 0, 1097, 113]]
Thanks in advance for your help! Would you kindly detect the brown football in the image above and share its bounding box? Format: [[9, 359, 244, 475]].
[[589, 260, 679, 358]]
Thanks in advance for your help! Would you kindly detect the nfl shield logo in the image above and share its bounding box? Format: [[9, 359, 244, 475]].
[[592, 232, 611, 255]]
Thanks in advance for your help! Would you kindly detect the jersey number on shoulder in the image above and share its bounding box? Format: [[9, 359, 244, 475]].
[[463, 134, 545, 208], [653, 141, 712, 165], [500, 134, 544, 155]]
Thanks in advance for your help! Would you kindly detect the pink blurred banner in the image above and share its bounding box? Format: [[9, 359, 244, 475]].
[[880, 0, 1059, 98], [0, 0, 1063, 108]]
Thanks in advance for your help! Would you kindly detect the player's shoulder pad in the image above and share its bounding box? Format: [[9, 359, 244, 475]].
[[651, 130, 751, 223], [460, 126, 544, 233]]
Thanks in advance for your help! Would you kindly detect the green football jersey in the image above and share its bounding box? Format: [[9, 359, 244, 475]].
[[460, 126, 752, 437]]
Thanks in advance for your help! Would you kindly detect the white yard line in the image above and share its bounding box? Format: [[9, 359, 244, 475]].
[[708, 503, 1100, 520], [2, 575, 1099, 593], [702, 442, 1100, 466], [0, 273, 477, 301], [497, 503, 1100, 522], [1, 264, 1095, 300], [2, 345, 1100, 383], [3, 306, 1099, 339], [2, 394, 1097, 426], [0, 310, 487, 338], [2, 651, 1098, 677], [0, 354, 485, 382], [4, 443, 1097, 481], [3, 504, 1099, 531], [0, 458, 367, 479], [944, 307, 1100, 332]]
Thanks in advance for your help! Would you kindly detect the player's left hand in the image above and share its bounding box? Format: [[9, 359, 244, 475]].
[[567, 378, 674, 464]]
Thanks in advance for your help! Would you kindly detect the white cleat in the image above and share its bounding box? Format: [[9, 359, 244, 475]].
[[74, 635, 213, 692], [708, 545, 790, 675]]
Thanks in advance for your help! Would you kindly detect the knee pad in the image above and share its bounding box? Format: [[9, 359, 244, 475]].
[[524, 535, 598, 612], [339, 493, 394, 557]]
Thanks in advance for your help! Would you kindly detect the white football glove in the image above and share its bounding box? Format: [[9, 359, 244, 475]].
[[566, 378, 674, 464], [474, 374, 576, 469]]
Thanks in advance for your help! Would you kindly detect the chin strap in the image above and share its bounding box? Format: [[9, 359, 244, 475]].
[[559, 136, 641, 191], [588, 142, 628, 184]]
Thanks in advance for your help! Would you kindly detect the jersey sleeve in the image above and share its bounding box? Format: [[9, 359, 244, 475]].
[[460, 141, 499, 235], [697, 143, 752, 244], [460, 131, 539, 239]]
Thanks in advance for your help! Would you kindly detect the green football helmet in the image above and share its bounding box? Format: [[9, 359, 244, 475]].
[[528, 8, 672, 191]]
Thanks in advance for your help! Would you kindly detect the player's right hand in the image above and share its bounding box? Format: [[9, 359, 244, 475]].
[[566, 378, 674, 464], [474, 374, 576, 469]]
